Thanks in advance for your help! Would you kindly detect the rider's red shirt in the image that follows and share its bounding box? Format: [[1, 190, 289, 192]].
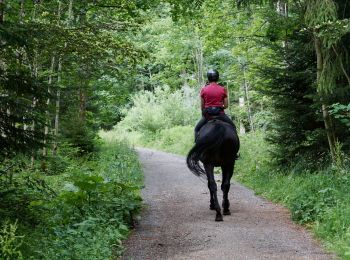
[[200, 82, 227, 108]]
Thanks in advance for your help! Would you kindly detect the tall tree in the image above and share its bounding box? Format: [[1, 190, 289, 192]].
[[304, 0, 350, 160]]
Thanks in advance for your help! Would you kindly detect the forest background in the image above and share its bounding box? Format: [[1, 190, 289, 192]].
[[1, 0, 350, 259]]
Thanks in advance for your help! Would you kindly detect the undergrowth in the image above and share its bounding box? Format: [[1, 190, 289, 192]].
[[101, 84, 198, 155], [0, 141, 143, 259], [101, 125, 194, 156]]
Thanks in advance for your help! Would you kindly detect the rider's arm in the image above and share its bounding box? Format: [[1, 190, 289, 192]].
[[201, 97, 205, 110], [223, 97, 228, 109]]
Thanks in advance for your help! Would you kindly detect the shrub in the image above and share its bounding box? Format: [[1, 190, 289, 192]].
[[61, 119, 100, 154], [118, 85, 200, 135], [0, 221, 23, 260], [0, 141, 143, 259], [150, 125, 194, 155], [340, 229, 350, 259]]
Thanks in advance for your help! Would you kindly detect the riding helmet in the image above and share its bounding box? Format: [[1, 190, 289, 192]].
[[207, 69, 219, 82]]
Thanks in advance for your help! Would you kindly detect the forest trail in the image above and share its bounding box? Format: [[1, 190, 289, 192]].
[[121, 148, 333, 260]]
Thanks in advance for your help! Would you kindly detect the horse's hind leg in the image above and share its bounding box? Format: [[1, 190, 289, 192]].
[[221, 163, 234, 215], [205, 164, 223, 221], [209, 190, 215, 210]]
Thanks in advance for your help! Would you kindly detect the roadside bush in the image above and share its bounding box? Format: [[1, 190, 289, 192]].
[[118, 85, 200, 135], [61, 118, 100, 154], [0, 221, 23, 260], [0, 141, 143, 259], [290, 185, 338, 224], [150, 125, 194, 155], [340, 229, 350, 259], [34, 218, 131, 259], [112, 84, 201, 152]]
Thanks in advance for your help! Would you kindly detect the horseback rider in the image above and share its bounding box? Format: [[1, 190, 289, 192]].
[[194, 69, 236, 139]]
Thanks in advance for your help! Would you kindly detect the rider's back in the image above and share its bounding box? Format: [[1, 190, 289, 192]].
[[200, 82, 227, 109]]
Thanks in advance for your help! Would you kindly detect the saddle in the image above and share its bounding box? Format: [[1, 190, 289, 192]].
[[203, 106, 223, 117]]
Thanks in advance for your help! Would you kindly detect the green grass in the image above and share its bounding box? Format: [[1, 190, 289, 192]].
[[101, 125, 194, 156], [0, 140, 143, 259]]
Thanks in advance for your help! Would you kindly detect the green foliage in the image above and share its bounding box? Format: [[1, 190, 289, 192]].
[[304, 0, 338, 28], [313, 19, 350, 48], [254, 12, 350, 166], [0, 65, 50, 160], [2, 0, 350, 258], [0, 0, 157, 160], [132, 8, 205, 91], [260, 53, 329, 165], [340, 229, 350, 259], [290, 186, 338, 224], [0, 221, 23, 260], [330, 103, 350, 129], [304, 0, 350, 95], [60, 119, 100, 154], [93, 75, 133, 130], [118, 85, 200, 135], [0, 141, 143, 259], [145, 125, 194, 155], [111, 79, 203, 155], [35, 218, 130, 259]]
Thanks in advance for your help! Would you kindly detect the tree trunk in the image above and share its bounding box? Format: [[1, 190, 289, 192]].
[[0, 0, 4, 24], [79, 86, 86, 122], [57, 0, 61, 25], [19, 0, 24, 23], [32, 1, 37, 20], [30, 48, 40, 167], [314, 35, 337, 160], [239, 97, 246, 135], [276, 0, 288, 16], [52, 0, 63, 155], [30, 97, 37, 167], [243, 67, 254, 132], [277, 1, 288, 49], [68, 0, 74, 22], [196, 39, 204, 87], [43, 56, 55, 157], [192, 34, 204, 87], [53, 58, 61, 155]]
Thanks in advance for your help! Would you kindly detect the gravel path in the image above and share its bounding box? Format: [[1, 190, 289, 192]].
[[121, 148, 334, 260]]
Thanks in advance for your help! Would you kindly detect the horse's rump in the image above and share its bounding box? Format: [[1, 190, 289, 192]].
[[187, 120, 239, 177]]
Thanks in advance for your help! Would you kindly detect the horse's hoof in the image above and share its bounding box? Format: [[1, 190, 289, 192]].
[[215, 215, 223, 222], [223, 210, 231, 215]]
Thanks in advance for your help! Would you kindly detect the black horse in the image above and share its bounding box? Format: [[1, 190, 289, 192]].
[[187, 119, 240, 221]]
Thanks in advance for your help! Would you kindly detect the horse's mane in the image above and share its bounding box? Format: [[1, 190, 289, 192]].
[[186, 122, 227, 177]]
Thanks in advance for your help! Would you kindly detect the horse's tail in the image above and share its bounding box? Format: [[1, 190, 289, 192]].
[[186, 123, 225, 177]]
